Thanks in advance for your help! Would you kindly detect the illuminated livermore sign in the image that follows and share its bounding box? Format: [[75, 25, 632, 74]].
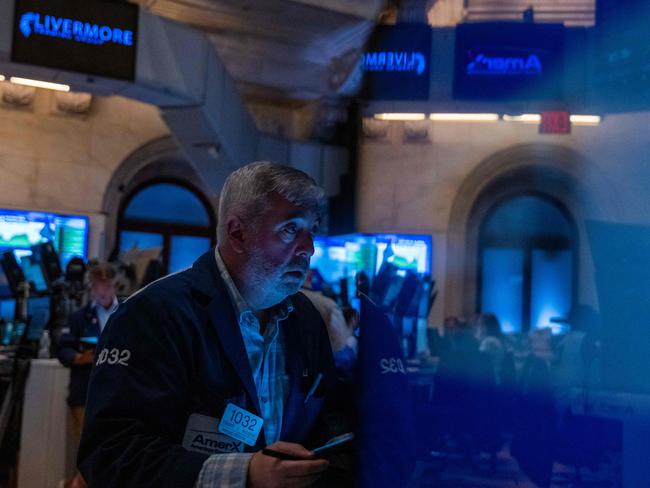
[[361, 24, 432, 100], [362, 51, 427, 76], [19, 11, 134, 46], [11, 0, 138, 80]]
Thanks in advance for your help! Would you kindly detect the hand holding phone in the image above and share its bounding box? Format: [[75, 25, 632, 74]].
[[262, 432, 354, 460], [251, 441, 328, 488], [312, 432, 354, 457]]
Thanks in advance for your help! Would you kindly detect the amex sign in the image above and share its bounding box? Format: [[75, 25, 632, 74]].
[[454, 22, 565, 101]]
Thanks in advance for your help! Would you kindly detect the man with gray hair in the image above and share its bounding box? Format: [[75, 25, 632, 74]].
[[79, 162, 345, 488]]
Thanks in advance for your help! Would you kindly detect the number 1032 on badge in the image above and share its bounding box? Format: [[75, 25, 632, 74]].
[[218, 403, 263, 446]]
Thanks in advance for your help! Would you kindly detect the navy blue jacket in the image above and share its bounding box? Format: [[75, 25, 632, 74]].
[[57, 303, 102, 407], [78, 250, 339, 488]]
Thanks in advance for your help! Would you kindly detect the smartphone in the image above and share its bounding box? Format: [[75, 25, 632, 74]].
[[312, 432, 354, 457], [261, 432, 355, 461]]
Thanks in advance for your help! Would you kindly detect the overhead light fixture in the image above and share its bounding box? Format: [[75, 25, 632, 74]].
[[9, 77, 70, 92], [570, 115, 601, 125], [430, 113, 499, 122], [374, 113, 426, 121], [502, 114, 541, 123]]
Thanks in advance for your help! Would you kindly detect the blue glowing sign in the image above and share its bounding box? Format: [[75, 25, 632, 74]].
[[19, 12, 134, 46], [361, 24, 431, 101], [362, 51, 427, 76], [11, 0, 138, 81], [466, 49, 543, 76], [454, 22, 564, 101]]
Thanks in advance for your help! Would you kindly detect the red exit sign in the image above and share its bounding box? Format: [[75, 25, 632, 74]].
[[540, 111, 571, 134]]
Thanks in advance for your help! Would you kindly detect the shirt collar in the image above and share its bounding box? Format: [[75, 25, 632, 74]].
[[93, 296, 118, 314], [214, 247, 293, 324]]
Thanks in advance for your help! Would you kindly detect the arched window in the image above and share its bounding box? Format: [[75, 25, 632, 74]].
[[478, 194, 576, 333], [116, 180, 216, 274]]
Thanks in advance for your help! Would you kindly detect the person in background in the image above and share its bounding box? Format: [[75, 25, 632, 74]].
[[57, 263, 119, 488], [342, 306, 359, 332], [529, 327, 554, 363], [427, 315, 478, 356], [475, 313, 506, 381], [553, 304, 601, 389], [354, 271, 370, 299]]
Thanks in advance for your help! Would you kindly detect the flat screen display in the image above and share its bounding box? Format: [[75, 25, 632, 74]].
[[0, 208, 89, 268], [592, 0, 650, 111], [361, 24, 431, 100], [454, 22, 565, 101], [310, 233, 432, 303], [11, 0, 138, 81], [373, 234, 432, 275], [18, 253, 48, 293], [26, 296, 50, 341]]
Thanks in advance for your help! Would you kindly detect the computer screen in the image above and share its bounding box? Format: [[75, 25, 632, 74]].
[[1, 250, 26, 296], [1, 321, 27, 346], [18, 254, 49, 294], [373, 234, 432, 275], [26, 296, 51, 342], [0, 299, 15, 321], [593, 0, 650, 111], [31, 241, 63, 285], [310, 233, 433, 304], [0, 208, 88, 268], [310, 235, 377, 301]]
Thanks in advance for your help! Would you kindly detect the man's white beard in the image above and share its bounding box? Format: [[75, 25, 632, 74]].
[[242, 247, 297, 311]]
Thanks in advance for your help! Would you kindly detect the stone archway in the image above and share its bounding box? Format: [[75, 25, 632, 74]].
[[101, 136, 219, 259], [444, 143, 618, 320]]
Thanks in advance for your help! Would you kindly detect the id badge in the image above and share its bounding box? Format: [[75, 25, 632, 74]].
[[182, 413, 245, 454], [218, 403, 264, 446]]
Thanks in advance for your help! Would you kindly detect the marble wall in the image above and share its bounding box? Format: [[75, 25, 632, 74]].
[[0, 86, 170, 257], [357, 112, 650, 325]]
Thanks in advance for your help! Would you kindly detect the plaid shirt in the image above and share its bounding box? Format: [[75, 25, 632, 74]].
[[195, 249, 293, 488]]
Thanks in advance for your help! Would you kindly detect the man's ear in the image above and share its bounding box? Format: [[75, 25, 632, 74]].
[[226, 216, 246, 254]]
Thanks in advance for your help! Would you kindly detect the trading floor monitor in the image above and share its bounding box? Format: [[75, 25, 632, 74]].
[[18, 255, 49, 295], [25, 296, 51, 343], [31, 242, 63, 287], [0, 252, 25, 297]]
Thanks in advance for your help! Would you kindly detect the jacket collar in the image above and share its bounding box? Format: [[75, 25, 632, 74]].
[[187, 250, 227, 301], [186, 251, 262, 415]]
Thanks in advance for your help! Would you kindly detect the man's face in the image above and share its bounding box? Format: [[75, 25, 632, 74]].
[[242, 193, 318, 309], [91, 280, 116, 309]]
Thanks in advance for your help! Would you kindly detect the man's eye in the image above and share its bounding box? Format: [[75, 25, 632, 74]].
[[282, 225, 298, 236]]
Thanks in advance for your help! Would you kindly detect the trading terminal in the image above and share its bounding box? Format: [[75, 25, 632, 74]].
[[0, 0, 649, 487]]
